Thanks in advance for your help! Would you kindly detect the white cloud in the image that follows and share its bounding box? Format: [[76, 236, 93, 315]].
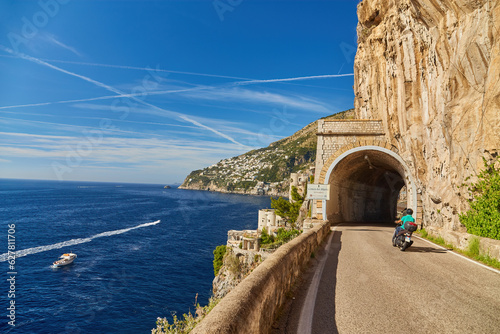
[[0, 132, 247, 165]]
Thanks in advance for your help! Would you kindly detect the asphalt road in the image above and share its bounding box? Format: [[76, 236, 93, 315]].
[[271, 222, 500, 334]]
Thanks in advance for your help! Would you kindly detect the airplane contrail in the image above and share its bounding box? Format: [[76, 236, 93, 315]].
[[0, 55, 251, 80], [0, 54, 354, 85], [0, 73, 353, 112], [0, 45, 244, 146], [0, 87, 210, 110], [234, 73, 354, 85]]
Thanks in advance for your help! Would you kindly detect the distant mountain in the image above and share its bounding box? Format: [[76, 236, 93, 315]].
[[179, 109, 355, 196]]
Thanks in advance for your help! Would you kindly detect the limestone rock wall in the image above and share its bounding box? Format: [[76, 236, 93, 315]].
[[354, 0, 500, 231]]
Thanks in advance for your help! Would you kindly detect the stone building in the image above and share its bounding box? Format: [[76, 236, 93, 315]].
[[227, 230, 260, 251]]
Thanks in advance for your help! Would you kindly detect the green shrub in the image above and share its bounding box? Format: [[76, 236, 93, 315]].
[[213, 245, 226, 276], [260, 227, 301, 250], [260, 227, 275, 244], [459, 157, 500, 240], [275, 228, 301, 243]]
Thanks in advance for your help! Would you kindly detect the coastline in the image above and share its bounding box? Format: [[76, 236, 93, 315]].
[[177, 185, 288, 198]]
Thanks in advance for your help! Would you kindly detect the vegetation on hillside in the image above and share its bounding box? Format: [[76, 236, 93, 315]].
[[260, 227, 302, 250], [459, 157, 500, 240], [152, 296, 220, 334]]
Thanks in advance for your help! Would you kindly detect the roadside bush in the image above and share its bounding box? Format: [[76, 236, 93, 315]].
[[459, 157, 500, 240]]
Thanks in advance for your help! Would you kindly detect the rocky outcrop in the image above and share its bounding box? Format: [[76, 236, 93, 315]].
[[354, 0, 500, 231], [212, 249, 261, 300]]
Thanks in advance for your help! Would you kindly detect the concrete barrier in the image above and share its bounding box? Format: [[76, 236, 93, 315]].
[[191, 219, 331, 334]]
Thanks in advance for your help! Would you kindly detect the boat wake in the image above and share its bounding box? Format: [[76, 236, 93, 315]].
[[0, 220, 160, 262]]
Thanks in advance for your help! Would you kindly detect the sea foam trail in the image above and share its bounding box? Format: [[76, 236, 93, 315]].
[[0, 220, 160, 262]]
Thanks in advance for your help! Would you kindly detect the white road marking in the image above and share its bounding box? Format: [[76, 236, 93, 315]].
[[413, 235, 500, 275], [297, 225, 339, 334]]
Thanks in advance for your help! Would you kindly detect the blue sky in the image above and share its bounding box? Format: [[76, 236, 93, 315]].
[[0, 0, 359, 184]]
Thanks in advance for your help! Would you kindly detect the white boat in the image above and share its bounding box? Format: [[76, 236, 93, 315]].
[[52, 253, 77, 267]]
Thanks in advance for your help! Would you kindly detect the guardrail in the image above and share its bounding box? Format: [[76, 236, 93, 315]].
[[192, 219, 331, 334]]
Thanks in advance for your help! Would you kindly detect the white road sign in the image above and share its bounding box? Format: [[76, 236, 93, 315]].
[[306, 184, 330, 200]]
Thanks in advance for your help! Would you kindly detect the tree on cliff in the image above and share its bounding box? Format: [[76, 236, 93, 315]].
[[271, 186, 304, 229], [213, 245, 227, 276], [459, 157, 500, 240]]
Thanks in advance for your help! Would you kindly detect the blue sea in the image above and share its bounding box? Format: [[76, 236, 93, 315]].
[[0, 179, 271, 333]]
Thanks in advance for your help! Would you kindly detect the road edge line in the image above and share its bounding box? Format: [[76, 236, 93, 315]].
[[296, 224, 339, 334], [413, 235, 500, 275]]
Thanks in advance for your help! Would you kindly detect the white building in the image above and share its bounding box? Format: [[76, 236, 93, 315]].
[[258, 209, 285, 232]]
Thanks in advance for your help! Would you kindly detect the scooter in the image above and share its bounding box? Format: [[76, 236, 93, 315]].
[[393, 229, 414, 251]]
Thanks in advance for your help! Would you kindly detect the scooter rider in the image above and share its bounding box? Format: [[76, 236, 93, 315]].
[[392, 208, 415, 246]]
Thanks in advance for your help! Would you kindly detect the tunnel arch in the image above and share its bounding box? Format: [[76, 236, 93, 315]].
[[320, 145, 417, 223]]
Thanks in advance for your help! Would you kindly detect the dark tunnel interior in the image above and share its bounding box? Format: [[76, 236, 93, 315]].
[[326, 150, 407, 223]]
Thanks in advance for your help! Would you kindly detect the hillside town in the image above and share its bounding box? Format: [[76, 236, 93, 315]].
[[180, 146, 310, 196]]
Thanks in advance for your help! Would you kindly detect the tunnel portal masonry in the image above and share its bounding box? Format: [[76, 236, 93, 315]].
[[313, 119, 418, 224]]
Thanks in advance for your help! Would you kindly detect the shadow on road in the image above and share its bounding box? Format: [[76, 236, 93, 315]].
[[335, 221, 395, 228], [311, 230, 342, 334], [344, 228, 380, 232], [406, 246, 448, 254], [270, 230, 343, 334]]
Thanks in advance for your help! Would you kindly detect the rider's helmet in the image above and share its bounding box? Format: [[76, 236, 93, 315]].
[[406, 208, 413, 215]]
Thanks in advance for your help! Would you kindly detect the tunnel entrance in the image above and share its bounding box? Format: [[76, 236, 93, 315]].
[[322, 147, 415, 224]]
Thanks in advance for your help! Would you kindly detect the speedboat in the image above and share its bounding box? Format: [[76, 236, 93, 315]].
[[52, 253, 77, 268]]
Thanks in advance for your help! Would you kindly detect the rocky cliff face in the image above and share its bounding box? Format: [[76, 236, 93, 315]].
[[354, 0, 500, 231], [212, 249, 261, 300]]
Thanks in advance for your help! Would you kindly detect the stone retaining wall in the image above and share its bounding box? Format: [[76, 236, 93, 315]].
[[191, 219, 331, 334]]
